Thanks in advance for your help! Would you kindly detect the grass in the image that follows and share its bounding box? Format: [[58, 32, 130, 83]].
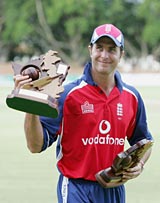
[[125, 86, 160, 203], [1, 87, 58, 203], [0, 85, 159, 203]]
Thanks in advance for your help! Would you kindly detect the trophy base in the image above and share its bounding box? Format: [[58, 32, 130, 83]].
[[95, 167, 122, 188], [6, 89, 58, 118]]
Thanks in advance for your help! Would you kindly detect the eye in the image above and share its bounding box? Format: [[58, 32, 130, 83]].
[[109, 46, 117, 52], [96, 44, 103, 51]]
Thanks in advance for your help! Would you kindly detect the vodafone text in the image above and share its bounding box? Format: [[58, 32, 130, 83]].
[[81, 120, 125, 146]]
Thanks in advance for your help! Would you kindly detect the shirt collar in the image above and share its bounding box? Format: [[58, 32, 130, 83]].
[[82, 62, 123, 92], [82, 62, 96, 85]]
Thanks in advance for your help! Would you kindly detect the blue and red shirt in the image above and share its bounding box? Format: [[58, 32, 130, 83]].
[[40, 62, 153, 181]]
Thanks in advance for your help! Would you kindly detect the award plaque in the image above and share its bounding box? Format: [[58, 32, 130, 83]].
[[95, 139, 153, 188], [6, 50, 70, 118]]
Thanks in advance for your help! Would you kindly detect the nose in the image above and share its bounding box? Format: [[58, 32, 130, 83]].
[[101, 49, 109, 58]]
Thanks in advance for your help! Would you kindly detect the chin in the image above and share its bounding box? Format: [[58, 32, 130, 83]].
[[99, 67, 115, 75]]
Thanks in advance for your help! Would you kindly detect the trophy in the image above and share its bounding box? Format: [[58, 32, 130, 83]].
[[95, 139, 153, 188], [6, 50, 70, 118]]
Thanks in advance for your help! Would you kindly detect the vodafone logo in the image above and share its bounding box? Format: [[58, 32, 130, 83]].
[[99, 120, 111, 134], [82, 120, 125, 146]]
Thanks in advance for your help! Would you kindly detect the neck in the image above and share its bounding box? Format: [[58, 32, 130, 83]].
[[92, 70, 116, 95]]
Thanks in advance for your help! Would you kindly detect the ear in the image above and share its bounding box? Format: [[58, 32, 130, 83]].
[[120, 50, 125, 59], [88, 45, 92, 57]]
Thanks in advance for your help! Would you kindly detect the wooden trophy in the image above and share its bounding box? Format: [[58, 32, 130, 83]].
[[6, 50, 70, 118], [95, 138, 153, 188]]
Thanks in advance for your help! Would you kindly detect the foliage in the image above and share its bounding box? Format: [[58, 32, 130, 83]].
[[1, 0, 160, 66], [137, 0, 160, 58]]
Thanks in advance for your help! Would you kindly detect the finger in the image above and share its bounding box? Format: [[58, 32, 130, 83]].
[[14, 75, 32, 89], [13, 74, 30, 82], [126, 164, 141, 172], [122, 172, 133, 180], [122, 170, 141, 180]]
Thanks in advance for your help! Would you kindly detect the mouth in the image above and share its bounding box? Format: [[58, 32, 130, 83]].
[[98, 60, 111, 66]]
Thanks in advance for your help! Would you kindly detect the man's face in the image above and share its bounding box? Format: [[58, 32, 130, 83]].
[[88, 37, 123, 76]]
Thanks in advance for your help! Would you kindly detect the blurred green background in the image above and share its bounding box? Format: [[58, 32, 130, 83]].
[[0, 0, 160, 70]]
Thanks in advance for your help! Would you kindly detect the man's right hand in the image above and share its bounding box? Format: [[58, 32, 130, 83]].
[[13, 74, 32, 89]]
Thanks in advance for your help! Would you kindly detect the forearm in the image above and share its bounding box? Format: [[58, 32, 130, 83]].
[[13, 74, 45, 153], [139, 147, 152, 169], [24, 113, 44, 153], [142, 147, 152, 163]]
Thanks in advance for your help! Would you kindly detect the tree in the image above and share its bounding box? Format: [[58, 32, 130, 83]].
[[1, 0, 160, 66], [2, 0, 109, 64], [137, 0, 160, 60]]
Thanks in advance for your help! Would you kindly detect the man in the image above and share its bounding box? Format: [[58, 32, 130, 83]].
[[14, 24, 153, 203]]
